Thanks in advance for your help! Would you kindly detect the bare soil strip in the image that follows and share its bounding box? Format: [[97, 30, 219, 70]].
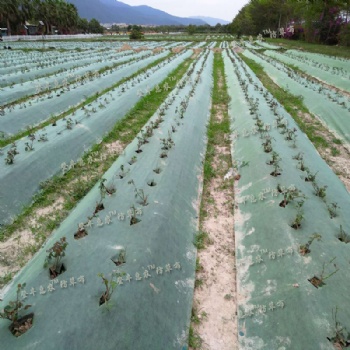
[[191, 52, 237, 350]]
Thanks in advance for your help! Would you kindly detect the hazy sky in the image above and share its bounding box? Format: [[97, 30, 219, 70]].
[[120, 0, 249, 22]]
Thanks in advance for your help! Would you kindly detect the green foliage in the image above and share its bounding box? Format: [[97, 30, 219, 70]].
[[129, 25, 144, 40], [44, 237, 68, 271], [98, 270, 125, 307], [194, 231, 208, 250], [0, 283, 31, 323]]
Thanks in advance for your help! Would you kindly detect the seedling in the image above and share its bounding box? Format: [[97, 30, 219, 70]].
[[0, 283, 33, 337], [74, 223, 88, 240], [291, 200, 304, 229], [292, 152, 304, 161], [129, 205, 141, 225], [327, 202, 340, 219], [327, 307, 350, 348], [299, 233, 322, 255], [128, 156, 137, 165], [262, 137, 273, 153], [24, 134, 35, 152], [337, 225, 350, 243], [116, 165, 129, 179], [66, 118, 73, 130], [297, 158, 308, 172], [279, 187, 305, 207], [38, 133, 48, 142], [98, 270, 125, 307], [5, 143, 19, 164], [309, 257, 339, 288], [270, 161, 282, 177], [128, 180, 148, 206], [44, 237, 68, 278], [111, 248, 126, 266], [267, 151, 281, 165], [305, 169, 318, 182], [135, 139, 143, 153], [153, 167, 162, 174], [312, 182, 327, 200]]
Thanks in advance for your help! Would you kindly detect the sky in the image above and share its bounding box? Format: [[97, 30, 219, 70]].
[[120, 0, 249, 22]]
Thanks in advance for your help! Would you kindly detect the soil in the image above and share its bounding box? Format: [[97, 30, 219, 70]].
[[99, 292, 108, 306], [49, 263, 66, 279], [130, 217, 140, 226], [94, 202, 104, 214], [74, 228, 88, 240], [308, 276, 325, 288], [192, 67, 237, 350], [9, 313, 34, 337]]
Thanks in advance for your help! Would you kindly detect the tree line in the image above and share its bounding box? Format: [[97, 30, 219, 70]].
[[0, 0, 104, 36], [229, 0, 350, 46]]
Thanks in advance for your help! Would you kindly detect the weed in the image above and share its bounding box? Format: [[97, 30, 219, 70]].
[[194, 231, 208, 250]]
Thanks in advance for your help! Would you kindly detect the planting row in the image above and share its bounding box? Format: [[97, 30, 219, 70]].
[[225, 47, 350, 349], [264, 49, 350, 93], [0, 49, 171, 137], [0, 47, 193, 226], [0, 46, 214, 349], [242, 49, 350, 147]]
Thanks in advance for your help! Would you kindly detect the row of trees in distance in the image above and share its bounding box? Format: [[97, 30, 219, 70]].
[[0, 0, 104, 36], [230, 0, 350, 46]]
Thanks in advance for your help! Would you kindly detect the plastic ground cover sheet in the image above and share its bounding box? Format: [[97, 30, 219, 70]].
[[0, 42, 170, 87], [224, 48, 350, 349], [0, 49, 214, 350], [242, 49, 350, 146], [0, 44, 164, 105], [0, 50, 192, 226], [0, 50, 166, 136], [264, 50, 350, 93]]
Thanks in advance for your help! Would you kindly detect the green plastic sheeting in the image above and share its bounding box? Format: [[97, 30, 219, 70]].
[[255, 42, 281, 50], [0, 50, 192, 226], [224, 48, 350, 349], [0, 49, 214, 350], [282, 50, 350, 73], [264, 50, 350, 92], [0, 44, 162, 105], [0, 51, 163, 136], [242, 49, 350, 146]]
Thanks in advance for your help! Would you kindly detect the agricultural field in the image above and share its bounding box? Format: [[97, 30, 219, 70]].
[[0, 38, 350, 350]]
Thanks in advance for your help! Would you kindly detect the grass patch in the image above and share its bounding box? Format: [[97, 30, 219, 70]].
[[188, 325, 203, 349], [266, 38, 350, 59]]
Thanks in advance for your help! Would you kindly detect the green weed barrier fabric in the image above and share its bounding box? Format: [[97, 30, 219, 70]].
[[0, 50, 214, 350], [0, 51, 165, 136], [242, 49, 350, 146], [264, 50, 350, 93], [224, 48, 350, 349], [0, 44, 162, 105], [282, 50, 350, 73], [255, 42, 281, 50], [0, 50, 192, 226], [0, 42, 168, 87]]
